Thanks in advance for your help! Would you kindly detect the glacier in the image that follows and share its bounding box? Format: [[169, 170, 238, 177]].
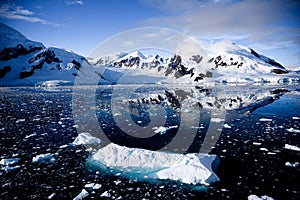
[[86, 143, 219, 186]]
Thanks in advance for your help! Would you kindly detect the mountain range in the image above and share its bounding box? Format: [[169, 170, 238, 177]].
[[0, 22, 299, 86]]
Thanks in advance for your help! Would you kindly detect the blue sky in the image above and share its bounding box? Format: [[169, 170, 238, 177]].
[[0, 0, 299, 67]]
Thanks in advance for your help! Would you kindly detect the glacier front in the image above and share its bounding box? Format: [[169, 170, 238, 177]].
[[86, 143, 219, 186]]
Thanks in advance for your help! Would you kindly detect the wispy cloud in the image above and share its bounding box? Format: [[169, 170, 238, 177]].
[[65, 0, 84, 6], [0, 3, 63, 27], [140, 0, 300, 46]]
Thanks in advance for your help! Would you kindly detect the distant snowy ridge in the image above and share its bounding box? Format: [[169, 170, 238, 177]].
[[93, 41, 300, 84]]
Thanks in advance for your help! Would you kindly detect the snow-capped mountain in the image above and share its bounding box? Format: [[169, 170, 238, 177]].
[[0, 23, 89, 86], [94, 41, 299, 84], [1, 22, 299, 86]]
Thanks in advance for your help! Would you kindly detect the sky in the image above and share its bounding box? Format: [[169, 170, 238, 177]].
[[0, 0, 299, 67]]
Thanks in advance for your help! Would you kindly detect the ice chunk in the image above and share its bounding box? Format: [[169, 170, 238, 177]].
[[153, 125, 178, 135], [100, 191, 111, 198], [286, 128, 300, 133], [16, 119, 26, 123], [223, 124, 231, 129], [25, 133, 37, 139], [47, 193, 56, 199], [87, 143, 219, 185], [84, 183, 102, 190], [285, 161, 299, 167], [284, 144, 300, 151], [32, 153, 55, 163], [292, 117, 300, 120], [259, 118, 272, 122], [0, 158, 20, 165], [73, 189, 89, 200], [211, 118, 224, 122], [0, 158, 21, 172], [72, 132, 101, 145], [248, 194, 274, 200], [259, 148, 268, 152]]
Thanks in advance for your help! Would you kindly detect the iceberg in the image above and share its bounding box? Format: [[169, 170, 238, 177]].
[[86, 143, 219, 186], [72, 132, 101, 146], [32, 153, 55, 163], [0, 158, 21, 172]]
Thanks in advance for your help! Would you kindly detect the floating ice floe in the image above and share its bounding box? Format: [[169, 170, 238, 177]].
[[211, 118, 224, 122], [153, 125, 178, 135], [100, 191, 111, 198], [292, 116, 300, 120], [223, 123, 231, 129], [32, 153, 55, 163], [286, 128, 300, 133], [72, 132, 101, 145], [285, 161, 299, 167], [25, 133, 37, 139], [259, 118, 272, 122], [248, 194, 274, 200], [87, 143, 219, 186], [284, 144, 300, 151], [73, 189, 89, 200], [0, 158, 21, 172], [84, 183, 102, 190]]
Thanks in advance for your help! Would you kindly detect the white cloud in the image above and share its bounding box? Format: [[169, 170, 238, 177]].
[[65, 0, 84, 6], [0, 3, 63, 27], [141, 0, 300, 45]]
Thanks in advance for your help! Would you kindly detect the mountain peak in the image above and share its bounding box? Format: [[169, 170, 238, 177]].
[[0, 23, 44, 51]]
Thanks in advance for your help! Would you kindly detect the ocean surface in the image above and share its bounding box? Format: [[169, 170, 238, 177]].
[[0, 84, 299, 199]]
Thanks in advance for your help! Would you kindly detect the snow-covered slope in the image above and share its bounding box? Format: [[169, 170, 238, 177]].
[[0, 23, 92, 86]]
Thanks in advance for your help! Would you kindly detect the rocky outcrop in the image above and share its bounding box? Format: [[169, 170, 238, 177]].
[[0, 44, 42, 61]]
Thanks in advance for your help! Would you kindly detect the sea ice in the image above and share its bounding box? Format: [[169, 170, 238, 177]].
[[0, 158, 21, 172], [100, 191, 111, 198], [88, 143, 219, 186], [284, 144, 300, 151], [73, 189, 89, 200], [223, 123, 231, 129], [286, 128, 300, 133], [285, 161, 299, 167], [32, 153, 55, 163], [153, 125, 178, 135], [248, 194, 274, 200], [259, 118, 272, 122], [84, 183, 102, 190], [72, 132, 101, 145]]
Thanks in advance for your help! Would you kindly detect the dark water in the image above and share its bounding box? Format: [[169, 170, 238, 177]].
[[0, 85, 299, 199]]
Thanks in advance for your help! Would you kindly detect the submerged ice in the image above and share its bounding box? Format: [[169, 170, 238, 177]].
[[86, 143, 219, 186]]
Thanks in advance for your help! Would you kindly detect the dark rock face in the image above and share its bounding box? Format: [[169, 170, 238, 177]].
[[271, 68, 288, 74], [20, 68, 34, 79], [28, 49, 61, 65], [165, 55, 194, 78], [113, 57, 141, 68], [250, 48, 260, 58], [211, 55, 243, 70], [0, 44, 42, 61], [194, 71, 212, 82], [250, 48, 286, 70], [71, 59, 81, 70], [0, 66, 11, 78]]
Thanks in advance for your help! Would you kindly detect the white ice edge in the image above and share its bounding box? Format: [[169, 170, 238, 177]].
[[87, 143, 220, 186]]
